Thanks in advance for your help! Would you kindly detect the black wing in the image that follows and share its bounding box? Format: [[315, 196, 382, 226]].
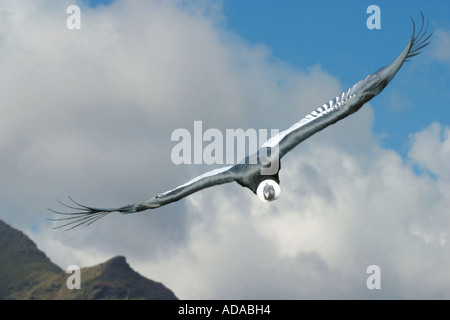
[[49, 165, 237, 230]]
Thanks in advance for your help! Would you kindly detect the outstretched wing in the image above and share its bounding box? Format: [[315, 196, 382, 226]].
[[263, 12, 432, 159], [49, 165, 237, 230]]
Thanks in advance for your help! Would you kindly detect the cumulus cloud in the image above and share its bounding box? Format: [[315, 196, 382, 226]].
[[432, 29, 450, 63], [126, 131, 450, 299], [409, 122, 450, 180], [1, 0, 449, 299]]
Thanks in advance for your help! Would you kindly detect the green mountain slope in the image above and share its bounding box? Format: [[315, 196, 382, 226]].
[[0, 220, 177, 300]]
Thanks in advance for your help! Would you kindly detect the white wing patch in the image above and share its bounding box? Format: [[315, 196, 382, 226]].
[[157, 165, 233, 197], [262, 86, 357, 149]]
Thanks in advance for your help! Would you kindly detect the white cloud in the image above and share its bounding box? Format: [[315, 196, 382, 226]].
[[0, 0, 449, 299], [127, 133, 450, 299], [409, 122, 450, 180], [432, 29, 450, 63]]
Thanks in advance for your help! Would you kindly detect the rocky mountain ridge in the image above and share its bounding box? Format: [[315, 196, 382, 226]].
[[0, 219, 177, 300]]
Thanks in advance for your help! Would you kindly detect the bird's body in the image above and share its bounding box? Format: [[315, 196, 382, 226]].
[[50, 13, 433, 230]]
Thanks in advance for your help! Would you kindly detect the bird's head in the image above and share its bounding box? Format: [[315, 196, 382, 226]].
[[257, 179, 281, 202]]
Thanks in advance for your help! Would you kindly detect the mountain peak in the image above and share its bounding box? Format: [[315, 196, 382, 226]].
[[103, 255, 129, 270], [0, 219, 177, 300]]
